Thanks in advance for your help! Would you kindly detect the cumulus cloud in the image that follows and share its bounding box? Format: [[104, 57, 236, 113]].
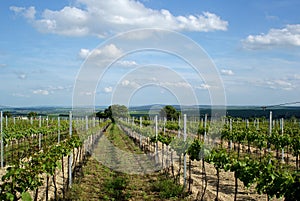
[[196, 83, 210, 90], [33, 89, 49, 95], [78, 48, 91, 59], [104, 86, 113, 93], [10, 0, 228, 37], [78, 44, 122, 59], [243, 24, 300, 49], [121, 79, 140, 88], [221, 69, 234, 76], [10, 6, 36, 20]]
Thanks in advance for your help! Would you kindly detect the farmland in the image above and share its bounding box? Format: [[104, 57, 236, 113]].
[[0, 106, 299, 201]]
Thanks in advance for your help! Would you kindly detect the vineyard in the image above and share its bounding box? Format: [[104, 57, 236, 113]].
[[0, 110, 299, 201], [117, 113, 300, 201], [0, 112, 109, 201]]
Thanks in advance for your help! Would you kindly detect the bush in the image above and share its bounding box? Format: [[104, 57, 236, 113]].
[[151, 178, 182, 199]]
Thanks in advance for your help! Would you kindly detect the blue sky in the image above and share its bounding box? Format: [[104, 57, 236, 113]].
[[1, 0, 300, 107]]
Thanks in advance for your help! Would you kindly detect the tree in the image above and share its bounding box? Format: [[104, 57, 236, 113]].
[[27, 112, 37, 119], [3, 111, 12, 118], [96, 105, 128, 123], [159, 105, 180, 121]]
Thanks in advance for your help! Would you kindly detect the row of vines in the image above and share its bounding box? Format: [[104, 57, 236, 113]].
[[119, 114, 300, 201], [0, 113, 110, 201]]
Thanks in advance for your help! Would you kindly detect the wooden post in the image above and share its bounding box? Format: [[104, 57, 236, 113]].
[[183, 114, 187, 188], [204, 114, 207, 144], [268, 111, 272, 153], [68, 111, 72, 188], [0, 111, 3, 168], [155, 115, 158, 163], [280, 118, 284, 163], [58, 117, 61, 143]]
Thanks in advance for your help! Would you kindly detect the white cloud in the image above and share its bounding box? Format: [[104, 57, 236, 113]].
[[221, 69, 234, 76], [10, 0, 228, 37], [78, 44, 122, 59], [0, 64, 7, 68], [243, 24, 300, 49], [160, 81, 191, 88], [10, 6, 36, 20], [255, 79, 295, 91], [121, 79, 140, 88], [104, 86, 113, 93], [196, 83, 210, 90], [33, 89, 49, 95], [78, 48, 91, 59], [117, 60, 138, 67]]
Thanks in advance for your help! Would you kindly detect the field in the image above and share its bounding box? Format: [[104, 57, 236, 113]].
[[0, 108, 299, 201]]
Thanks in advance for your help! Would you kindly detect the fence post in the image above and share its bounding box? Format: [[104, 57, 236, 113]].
[[183, 114, 187, 188], [68, 111, 72, 188], [1, 111, 3, 168]]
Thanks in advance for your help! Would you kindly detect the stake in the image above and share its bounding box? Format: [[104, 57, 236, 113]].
[[155, 115, 158, 164], [268, 111, 272, 153], [68, 111, 72, 188], [58, 117, 60, 143], [1, 111, 3, 168], [183, 114, 187, 188], [204, 114, 207, 144], [280, 118, 284, 163]]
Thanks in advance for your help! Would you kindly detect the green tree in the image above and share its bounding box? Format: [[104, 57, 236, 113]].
[[97, 105, 128, 123], [159, 105, 180, 121], [27, 111, 37, 119], [3, 111, 12, 118]]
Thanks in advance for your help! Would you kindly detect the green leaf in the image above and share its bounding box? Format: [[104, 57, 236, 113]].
[[21, 192, 32, 201]]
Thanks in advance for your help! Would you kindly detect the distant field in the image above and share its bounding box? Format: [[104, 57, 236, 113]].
[[1, 105, 300, 118]]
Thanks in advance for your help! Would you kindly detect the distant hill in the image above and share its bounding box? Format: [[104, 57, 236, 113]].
[[129, 104, 300, 119], [1, 105, 300, 119]]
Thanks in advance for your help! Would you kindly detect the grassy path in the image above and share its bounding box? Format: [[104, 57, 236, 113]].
[[63, 123, 189, 201]]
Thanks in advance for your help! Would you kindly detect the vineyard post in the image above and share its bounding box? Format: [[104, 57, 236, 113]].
[[85, 116, 88, 131], [46, 116, 49, 127], [39, 116, 42, 150], [132, 116, 135, 138], [178, 116, 181, 138], [13, 117, 15, 125], [30, 116, 33, 125], [280, 118, 284, 163], [204, 114, 207, 144], [155, 115, 158, 164], [68, 111, 73, 188], [0, 111, 3, 168], [230, 118, 232, 150], [164, 117, 166, 135], [139, 116, 142, 148], [268, 111, 272, 153], [93, 117, 95, 127], [58, 117, 60, 143], [183, 114, 187, 189], [5, 115, 7, 129]]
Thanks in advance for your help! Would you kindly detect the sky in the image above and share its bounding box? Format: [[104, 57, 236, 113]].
[[1, 0, 300, 107]]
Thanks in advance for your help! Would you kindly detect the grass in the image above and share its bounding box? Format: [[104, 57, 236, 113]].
[[62, 123, 189, 201]]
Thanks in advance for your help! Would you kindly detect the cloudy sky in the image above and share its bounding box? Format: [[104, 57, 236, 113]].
[[1, 0, 300, 107]]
